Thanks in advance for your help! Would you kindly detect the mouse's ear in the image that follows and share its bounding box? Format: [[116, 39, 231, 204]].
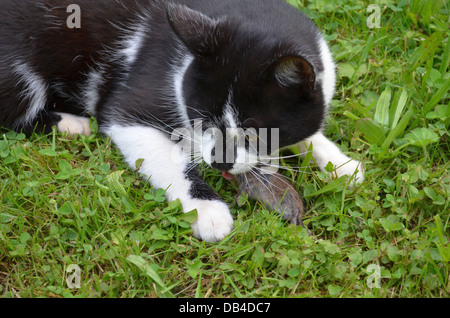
[[167, 4, 230, 57]]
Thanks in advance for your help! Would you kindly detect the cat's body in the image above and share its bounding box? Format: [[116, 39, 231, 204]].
[[0, 0, 363, 242]]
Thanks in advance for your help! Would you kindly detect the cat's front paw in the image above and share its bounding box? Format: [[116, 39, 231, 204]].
[[333, 158, 364, 186], [56, 112, 91, 136], [185, 200, 234, 243]]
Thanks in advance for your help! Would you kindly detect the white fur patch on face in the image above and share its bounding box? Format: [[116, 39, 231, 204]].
[[199, 128, 258, 175], [317, 36, 336, 107], [56, 112, 91, 136], [199, 128, 216, 166], [12, 60, 48, 128], [229, 147, 258, 174], [198, 94, 258, 175], [221, 90, 259, 174], [223, 90, 239, 129]]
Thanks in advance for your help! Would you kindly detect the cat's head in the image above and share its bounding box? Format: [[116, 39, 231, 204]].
[[168, 4, 335, 175]]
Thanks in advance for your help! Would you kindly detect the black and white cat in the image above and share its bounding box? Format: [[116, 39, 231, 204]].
[[0, 0, 363, 242]]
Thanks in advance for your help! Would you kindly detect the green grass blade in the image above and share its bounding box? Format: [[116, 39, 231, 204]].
[[299, 141, 314, 184], [374, 87, 392, 127], [350, 34, 374, 85], [424, 78, 450, 114], [439, 34, 450, 74], [381, 109, 413, 156], [408, 32, 443, 71], [304, 176, 348, 198], [391, 88, 409, 130]]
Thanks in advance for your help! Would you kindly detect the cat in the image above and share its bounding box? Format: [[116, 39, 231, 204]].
[[0, 0, 364, 242]]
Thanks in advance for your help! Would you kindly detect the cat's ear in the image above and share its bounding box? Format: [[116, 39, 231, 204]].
[[167, 4, 227, 57], [268, 56, 316, 89]]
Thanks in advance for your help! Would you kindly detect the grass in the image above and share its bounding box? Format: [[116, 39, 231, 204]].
[[0, 0, 449, 298]]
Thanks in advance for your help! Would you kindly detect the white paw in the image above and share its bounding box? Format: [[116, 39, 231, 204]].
[[185, 199, 234, 242], [333, 158, 364, 185], [56, 113, 91, 136], [297, 132, 364, 187]]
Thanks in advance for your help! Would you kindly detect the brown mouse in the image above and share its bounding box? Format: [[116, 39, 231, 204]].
[[236, 170, 311, 235]]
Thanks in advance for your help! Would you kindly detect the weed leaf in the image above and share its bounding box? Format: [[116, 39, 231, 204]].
[[404, 127, 439, 146], [106, 170, 127, 196]]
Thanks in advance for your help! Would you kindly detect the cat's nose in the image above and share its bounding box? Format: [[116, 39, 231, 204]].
[[211, 162, 234, 171]]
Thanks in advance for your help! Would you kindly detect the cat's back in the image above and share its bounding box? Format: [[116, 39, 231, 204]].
[[182, 0, 321, 35], [0, 0, 165, 50]]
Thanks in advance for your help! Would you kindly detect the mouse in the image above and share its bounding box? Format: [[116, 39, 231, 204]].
[[235, 170, 311, 235]]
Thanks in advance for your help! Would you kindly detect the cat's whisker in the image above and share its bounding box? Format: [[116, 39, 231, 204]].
[[249, 168, 278, 198], [132, 110, 203, 145], [257, 150, 313, 161], [240, 117, 258, 127], [190, 153, 204, 165], [257, 161, 316, 175], [258, 159, 314, 169], [185, 106, 209, 118], [185, 163, 199, 175], [253, 167, 290, 192]]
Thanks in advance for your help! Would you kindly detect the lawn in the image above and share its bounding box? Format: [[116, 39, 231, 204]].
[[0, 0, 448, 298]]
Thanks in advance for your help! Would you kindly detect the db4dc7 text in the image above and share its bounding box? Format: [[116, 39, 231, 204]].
[[223, 302, 270, 313]]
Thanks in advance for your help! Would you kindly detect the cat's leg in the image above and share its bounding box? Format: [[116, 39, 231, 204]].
[[18, 111, 61, 135], [298, 132, 364, 184], [17, 111, 91, 136], [3, 60, 88, 136], [104, 124, 234, 242]]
